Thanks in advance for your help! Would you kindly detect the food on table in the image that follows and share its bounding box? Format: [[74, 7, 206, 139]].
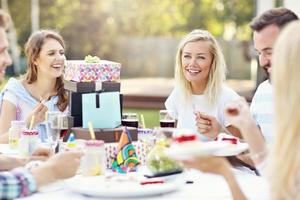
[[215, 133, 239, 145], [146, 140, 183, 174], [172, 129, 202, 147]]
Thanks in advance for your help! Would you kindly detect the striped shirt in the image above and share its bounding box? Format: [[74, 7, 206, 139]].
[[250, 80, 274, 145]]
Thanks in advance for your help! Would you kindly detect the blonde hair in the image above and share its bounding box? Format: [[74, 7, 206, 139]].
[[268, 21, 300, 200], [174, 29, 226, 106]]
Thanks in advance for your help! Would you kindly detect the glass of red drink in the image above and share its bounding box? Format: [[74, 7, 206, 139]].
[[46, 112, 69, 152]]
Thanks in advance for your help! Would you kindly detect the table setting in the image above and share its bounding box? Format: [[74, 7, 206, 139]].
[[1, 121, 271, 200]]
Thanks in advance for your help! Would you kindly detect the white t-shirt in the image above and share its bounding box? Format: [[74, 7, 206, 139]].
[[165, 85, 240, 134], [250, 80, 274, 145], [0, 78, 62, 141]]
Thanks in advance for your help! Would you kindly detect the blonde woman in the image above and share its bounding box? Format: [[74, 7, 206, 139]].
[[267, 20, 300, 200], [184, 21, 300, 200], [165, 29, 240, 140]]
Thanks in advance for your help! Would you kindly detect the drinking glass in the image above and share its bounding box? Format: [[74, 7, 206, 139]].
[[45, 111, 60, 149], [121, 113, 139, 128], [58, 114, 69, 139], [46, 111, 69, 150], [159, 110, 175, 128]]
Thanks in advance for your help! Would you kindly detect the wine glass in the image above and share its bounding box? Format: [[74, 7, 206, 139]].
[[45, 111, 61, 150], [46, 111, 69, 151]]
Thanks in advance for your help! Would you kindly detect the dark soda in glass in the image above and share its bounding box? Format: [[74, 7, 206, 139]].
[[122, 119, 139, 128], [160, 120, 175, 128]]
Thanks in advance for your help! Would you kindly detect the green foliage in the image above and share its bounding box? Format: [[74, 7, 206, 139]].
[[7, 0, 31, 54], [8, 0, 254, 59]]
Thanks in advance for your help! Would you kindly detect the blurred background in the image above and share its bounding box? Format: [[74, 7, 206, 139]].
[[2, 0, 299, 127]]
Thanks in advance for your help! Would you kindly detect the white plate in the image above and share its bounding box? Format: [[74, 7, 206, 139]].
[[165, 141, 249, 160], [164, 141, 230, 160], [212, 142, 249, 156], [68, 175, 180, 198]]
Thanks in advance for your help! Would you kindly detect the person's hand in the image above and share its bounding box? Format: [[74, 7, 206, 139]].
[[26, 102, 48, 128], [46, 151, 83, 179], [0, 155, 26, 170], [224, 98, 254, 131], [31, 150, 83, 188], [182, 156, 231, 175], [195, 112, 221, 139], [29, 147, 54, 162]]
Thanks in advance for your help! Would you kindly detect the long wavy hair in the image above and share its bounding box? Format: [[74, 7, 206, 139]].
[[24, 30, 68, 111], [174, 29, 226, 106], [268, 21, 300, 200]]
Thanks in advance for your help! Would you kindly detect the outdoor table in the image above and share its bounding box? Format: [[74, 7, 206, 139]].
[[0, 144, 270, 200], [17, 168, 270, 200]]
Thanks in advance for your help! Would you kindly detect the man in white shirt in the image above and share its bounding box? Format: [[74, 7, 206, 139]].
[[249, 7, 298, 145]]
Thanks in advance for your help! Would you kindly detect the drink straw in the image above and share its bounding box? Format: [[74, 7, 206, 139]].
[[29, 115, 35, 130], [140, 114, 146, 128], [45, 112, 48, 121], [88, 121, 96, 140]]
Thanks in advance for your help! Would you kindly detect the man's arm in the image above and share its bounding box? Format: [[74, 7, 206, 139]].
[[0, 155, 26, 171]]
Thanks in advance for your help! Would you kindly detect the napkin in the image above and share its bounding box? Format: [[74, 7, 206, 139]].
[[111, 127, 140, 173]]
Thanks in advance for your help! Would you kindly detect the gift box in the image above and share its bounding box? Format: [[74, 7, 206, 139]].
[[68, 92, 123, 127], [64, 60, 121, 82], [70, 127, 137, 143], [64, 79, 120, 93], [105, 141, 148, 168], [82, 92, 121, 129]]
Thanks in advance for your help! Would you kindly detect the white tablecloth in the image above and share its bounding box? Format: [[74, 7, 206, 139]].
[[16, 169, 270, 200], [0, 144, 270, 200]]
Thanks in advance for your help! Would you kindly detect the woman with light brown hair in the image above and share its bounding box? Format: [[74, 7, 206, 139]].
[[0, 30, 68, 142]]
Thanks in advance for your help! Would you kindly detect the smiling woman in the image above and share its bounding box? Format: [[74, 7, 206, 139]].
[[165, 29, 240, 140], [0, 30, 68, 143]]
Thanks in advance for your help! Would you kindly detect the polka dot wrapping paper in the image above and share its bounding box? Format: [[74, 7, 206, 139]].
[[64, 60, 121, 82]]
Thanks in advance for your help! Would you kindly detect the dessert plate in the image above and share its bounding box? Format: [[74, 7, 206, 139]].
[[68, 175, 180, 198], [164, 141, 228, 160], [165, 141, 248, 160], [212, 142, 249, 157]]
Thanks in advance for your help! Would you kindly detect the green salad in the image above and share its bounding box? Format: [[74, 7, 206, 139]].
[[146, 141, 182, 174]]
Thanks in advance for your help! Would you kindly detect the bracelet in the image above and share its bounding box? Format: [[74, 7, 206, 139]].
[[250, 148, 268, 164]]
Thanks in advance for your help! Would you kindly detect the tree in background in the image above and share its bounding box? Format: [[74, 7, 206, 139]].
[[7, 0, 254, 74], [1, 0, 21, 74]]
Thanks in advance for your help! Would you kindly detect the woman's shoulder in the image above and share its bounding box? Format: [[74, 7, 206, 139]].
[[219, 84, 240, 100], [167, 86, 181, 97], [4, 77, 22, 87], [2, 77, 37, 104]]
